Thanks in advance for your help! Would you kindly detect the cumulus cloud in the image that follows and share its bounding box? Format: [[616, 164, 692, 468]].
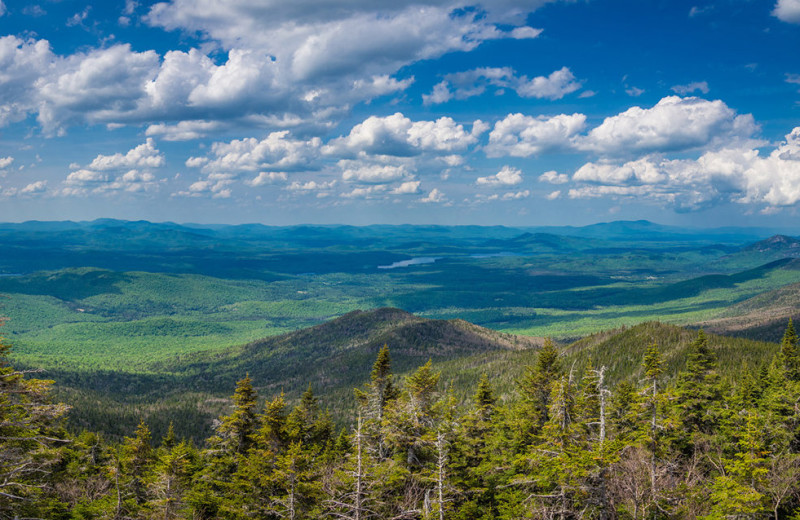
[[476, 165, 523, 186], [246, 171, 288, 186], [192, 131, 321, 174], [486, 113, 586, 157], [88, 138, 165, 170], [539, 170, 569, 184], [773, 0, 800, 23], [567, 127, 800, 211], [671, 81, 709, 95], [60, 140, 164, 196], [326, 113, 485, 157], [501, 189, 530, 199], [580, 96, 759, 156], [391, 180, 421, 194], [420, 187, 445, 203], [510, 26, 542, 39], [20, 180, 47, 195], [144, 1, 549, 80], [341, 185, 388, 199], [146, 120, 222, 141], [423, 66, 580, 105], [342, 164, 410, 184], [516, 67, 582, 99], [0, 156, 13, 170]]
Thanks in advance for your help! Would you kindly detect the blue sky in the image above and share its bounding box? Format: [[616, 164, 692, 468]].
[[0, 0, 799, 226]]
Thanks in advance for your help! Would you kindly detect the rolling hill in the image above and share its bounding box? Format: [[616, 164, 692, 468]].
[[47, 308, 545, 441]]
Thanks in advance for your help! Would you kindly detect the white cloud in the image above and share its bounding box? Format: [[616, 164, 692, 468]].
[[341, 185, 387, 198], [486, 113, 586, 157], [573, 158, 667, 185], [510, 26, 542, 39], [0, 1, 5, 16], [546, 190, 561, 200], [580, 96, 759, 156], [671, 81, 709, 95], [67, 7, 90, 27], [66, 169, 109, 184], [0, 0, 563, 136], [515, 67, 581, 99], [286, 180, 336, 191], [391, 180, 421, 194], [60, 140, 164, 196], [567, 127, 800, 211], [477, 165, 523, 186], [539, 170, 569, 184], [36, 44, 160, 135], [423, 66, 580, 105], [422, 81, 452, 105], [787, 74, 800, 90], [342, 164, 410, 184], [146, 120, 222, 141], [326, 113, 483, 156], [88, 138, 165, 170], [0, 156, 13, 169], [625, 86, 645, 97], [175, 175, 234, 198], [196, 131, 321, 174], [247, 171, 288, 186], [20, 180, 47, 195], [420, 187, 445, 203], [144, 1, 547, 83], [0, 36, 56, 127], [501, 189, 530, 199], [774, 0, 800, 23]]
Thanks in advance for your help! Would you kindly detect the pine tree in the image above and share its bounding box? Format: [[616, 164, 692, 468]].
[[0, 334, 70, 519], [216, 374, 259, 455], [780, 318, 800, 381], [641, 342, 663, 505], [515, 338, 561, 446], [676, 330, 721, 438], [355, 345, 399, 460], [151, 440, 197, 520], [255, 391, 289, 453], [117, 419, 157, 516]]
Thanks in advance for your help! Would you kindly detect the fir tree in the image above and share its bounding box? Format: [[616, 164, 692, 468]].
[[780, 318, 800, 381], [216, 374, 259, 455], [515, 338, 561, 446]]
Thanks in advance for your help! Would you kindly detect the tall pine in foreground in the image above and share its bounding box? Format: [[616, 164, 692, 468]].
[[0, 329, 70, 520]]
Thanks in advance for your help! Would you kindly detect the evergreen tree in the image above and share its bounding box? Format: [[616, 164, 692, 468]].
[[780, 318, 800, 381], [0, 335, 70, 519], [675, 330, 722, 440], [216, 374, 259, 455], [515, 338, 561, 447]]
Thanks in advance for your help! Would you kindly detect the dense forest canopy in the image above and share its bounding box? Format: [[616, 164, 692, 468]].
[[3, 321, 800, 519]]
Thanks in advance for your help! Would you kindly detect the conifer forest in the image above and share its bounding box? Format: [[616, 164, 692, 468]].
[[5, 322, 800, 520]]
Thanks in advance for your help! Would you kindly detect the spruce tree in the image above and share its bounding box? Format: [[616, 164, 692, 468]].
[[780, 318, 800, 381], [216, 374, 259, 455], [515, 338, 561, 446], [676, 330, 721, 437], [355, 344, 399, 460]]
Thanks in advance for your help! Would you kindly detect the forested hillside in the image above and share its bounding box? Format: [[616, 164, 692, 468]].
[[4, 321, 800, 519]]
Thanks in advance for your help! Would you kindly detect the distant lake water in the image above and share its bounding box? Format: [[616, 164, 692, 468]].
[[377, 252, 520, 269], [378, 257, 442, 269]]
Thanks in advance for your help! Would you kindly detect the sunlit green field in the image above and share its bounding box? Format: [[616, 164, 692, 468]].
[[4, 256, 800, 371]]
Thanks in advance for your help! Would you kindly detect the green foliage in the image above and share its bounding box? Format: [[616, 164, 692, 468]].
[[6, 317, 800, 519]]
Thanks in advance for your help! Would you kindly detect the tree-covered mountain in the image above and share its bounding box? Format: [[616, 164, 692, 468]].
[[5, 317, 800, 519]]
